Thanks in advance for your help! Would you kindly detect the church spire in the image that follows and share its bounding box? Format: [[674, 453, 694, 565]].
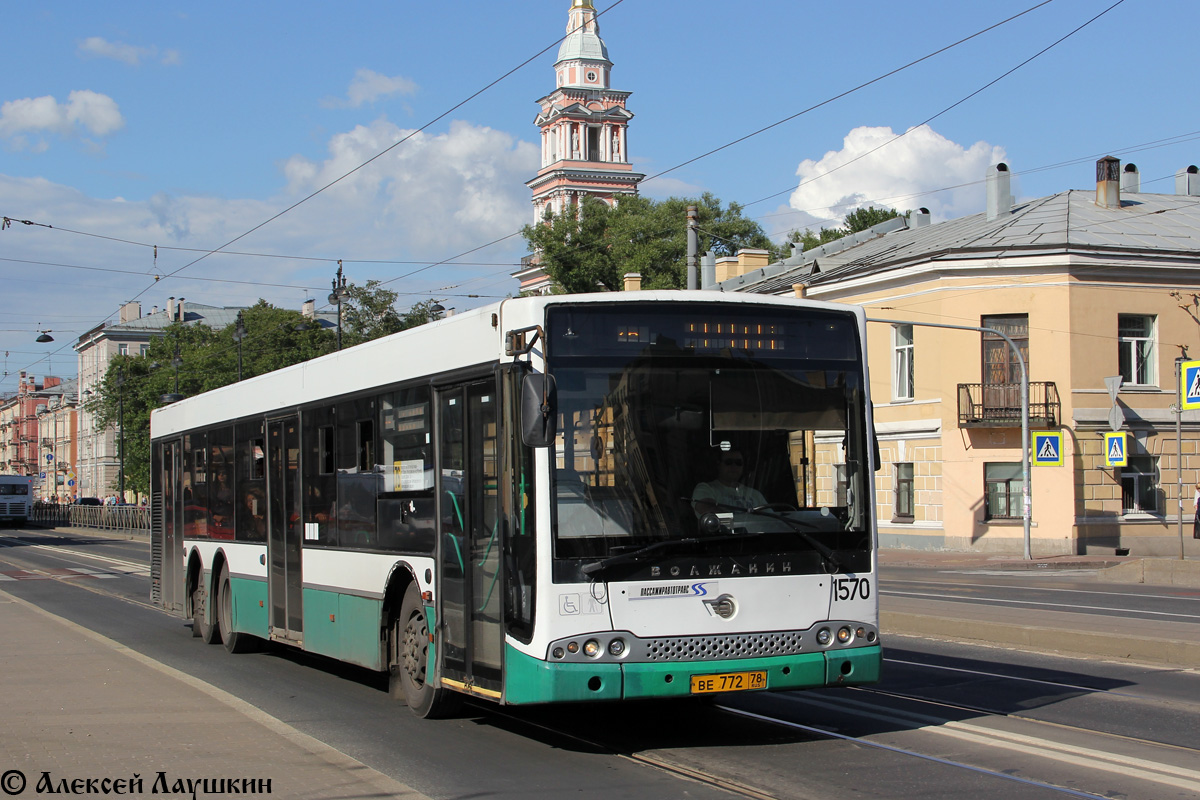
[[557, 0, 610, 90], [519, 1, 645, 294]]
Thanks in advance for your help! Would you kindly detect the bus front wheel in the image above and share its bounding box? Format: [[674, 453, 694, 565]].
[[392, 584, 459, 718]]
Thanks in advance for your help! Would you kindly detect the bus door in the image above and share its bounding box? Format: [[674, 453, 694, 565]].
[[266, 416, 303, 644], [437, 379, 503, 696], [153, 438, 185, 612]]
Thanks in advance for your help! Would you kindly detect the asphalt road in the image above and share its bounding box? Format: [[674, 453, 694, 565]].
[[3, 526, 1200, 799]]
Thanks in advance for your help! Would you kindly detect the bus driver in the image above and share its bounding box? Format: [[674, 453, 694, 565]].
[[692, 448, 767, 517]]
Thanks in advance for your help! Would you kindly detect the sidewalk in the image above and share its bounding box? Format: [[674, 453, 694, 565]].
[[879, 548, 1200, 587], [0, 589, 426, 800], [878, 549, 1200, 667]]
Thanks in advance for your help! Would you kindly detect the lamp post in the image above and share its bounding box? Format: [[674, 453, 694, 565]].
[[234, 311, 245, 381], [116, 362, 125, 501], [160, 347, 184, 405], [329, 260, 347, 351]]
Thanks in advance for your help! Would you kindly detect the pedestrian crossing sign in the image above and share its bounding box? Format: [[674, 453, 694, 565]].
[[1182, 360, 1200, 410], [1103, 431, 1127, 467], [1032, 431, 1063, 466]]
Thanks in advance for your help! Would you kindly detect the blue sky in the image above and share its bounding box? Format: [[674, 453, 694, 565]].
[[1, 0, 1194, 389]]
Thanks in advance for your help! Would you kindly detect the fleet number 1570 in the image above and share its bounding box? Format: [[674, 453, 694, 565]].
[[833, 577, 870, 601]]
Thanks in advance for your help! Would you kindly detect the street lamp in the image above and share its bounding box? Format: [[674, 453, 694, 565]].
[[36, 329, 53, 343], [329, 260, 347, 351], [160, 347, 184, 404]]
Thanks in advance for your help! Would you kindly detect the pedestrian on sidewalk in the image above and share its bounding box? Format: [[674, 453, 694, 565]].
[[1193, 482, 1200, 539]]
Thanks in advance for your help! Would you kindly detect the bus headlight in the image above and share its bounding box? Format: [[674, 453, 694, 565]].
[[836, 626, 853, 644], [816, 627, 832, 646], [607, 638, 626, 657], [583, 639, 601, 658]]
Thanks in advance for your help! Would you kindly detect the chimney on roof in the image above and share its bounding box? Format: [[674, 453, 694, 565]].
[[1096, 156, 1121, 209], [1121, 163, 1140, 194], [911, 207, 931, 228], [118, 301, 141, 324], [986, 163, 1012, 221], [177, 297, 185, 321], [623, 272, 642, 291], [167, 297, 176, 320], [1176, 165, 1200, 196], [302, 299, 315, 319], [701, 252, 716, 290]]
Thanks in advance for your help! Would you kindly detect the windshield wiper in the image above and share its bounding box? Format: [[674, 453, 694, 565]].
[[702, 503, 842, 574], [580, 538, 699, 576]]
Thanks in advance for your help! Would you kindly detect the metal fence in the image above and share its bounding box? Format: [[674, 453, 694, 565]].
[[31, 503, 150, 534]]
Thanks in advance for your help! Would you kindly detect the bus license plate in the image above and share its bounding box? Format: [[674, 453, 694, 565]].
[[690, 670, 767, 695]]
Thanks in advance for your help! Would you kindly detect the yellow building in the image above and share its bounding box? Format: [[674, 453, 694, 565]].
[[725, 158, 1200, 557]]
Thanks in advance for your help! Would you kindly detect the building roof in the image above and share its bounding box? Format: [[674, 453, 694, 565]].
[[75, 302, 337, 350], [726, 188, 1200, 296]]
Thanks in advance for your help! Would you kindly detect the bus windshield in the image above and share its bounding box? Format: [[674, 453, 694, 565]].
[[545, 303, 873, 578]]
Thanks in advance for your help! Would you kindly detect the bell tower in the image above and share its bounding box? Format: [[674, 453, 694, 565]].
[[526, 0, 644, 223]]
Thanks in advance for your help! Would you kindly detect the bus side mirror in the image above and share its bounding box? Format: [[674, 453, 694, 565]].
[[521, 374, 557, 448]]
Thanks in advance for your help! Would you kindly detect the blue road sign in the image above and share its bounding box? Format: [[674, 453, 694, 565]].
[[1033, 431, 1063, 466], [1103, 432, 1127, 467], [1183, 360, 1200, 411]]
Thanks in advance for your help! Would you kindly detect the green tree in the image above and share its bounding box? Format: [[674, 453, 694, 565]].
[[788, 205, 905, 252], [844, 205, 902, 233], [523, 192, 783, 293], [341, 280, 405, 345]]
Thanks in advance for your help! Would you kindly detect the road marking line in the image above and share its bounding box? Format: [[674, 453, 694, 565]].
[[883, 589, 1200, 620], [784, 693, 1200, 792]]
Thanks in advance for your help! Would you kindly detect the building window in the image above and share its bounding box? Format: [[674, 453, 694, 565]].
[[981, 314, 1028, 385], [894, 463, 914, 521], [984, 462, 1024, 520], [893, 324, 914, 400], [117, 344, 128, 356], [1118, 315, 1156, 386], [1120, 456, 1158, 513]]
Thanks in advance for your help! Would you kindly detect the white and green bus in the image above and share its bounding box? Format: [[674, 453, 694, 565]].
[[150, 291, 880, 717]]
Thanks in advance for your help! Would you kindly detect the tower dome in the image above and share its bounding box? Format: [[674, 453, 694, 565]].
[[555, 0, 611, 88]]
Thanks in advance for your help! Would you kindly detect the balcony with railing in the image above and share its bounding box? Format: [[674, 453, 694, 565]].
[[958, 382, 1060, 428]]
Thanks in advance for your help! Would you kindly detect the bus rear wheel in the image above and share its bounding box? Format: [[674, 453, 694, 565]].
[[192, 578, 218, 644], [216, 562, 255, 654], [392, 584, 460, 718]]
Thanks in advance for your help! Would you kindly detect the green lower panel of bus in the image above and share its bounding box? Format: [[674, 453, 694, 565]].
[[302, 588, 385, 670], [502, 644, 882, 705], [229, 576, 268, 635]]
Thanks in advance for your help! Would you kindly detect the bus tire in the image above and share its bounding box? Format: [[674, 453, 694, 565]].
[[193, 580, 218, 644], [394, 584, 460, 718], [216, 563, 255, 654]]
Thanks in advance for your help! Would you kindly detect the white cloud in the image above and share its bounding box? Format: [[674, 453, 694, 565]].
[[322, 69, 419, 109], [281, 118, 538, 253], [0, 90, 124, 148], [789, 125, 1006, 224], [0, 118, 538, 361], [78, 37, 179, 66], [79, 36, 152, 65]]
